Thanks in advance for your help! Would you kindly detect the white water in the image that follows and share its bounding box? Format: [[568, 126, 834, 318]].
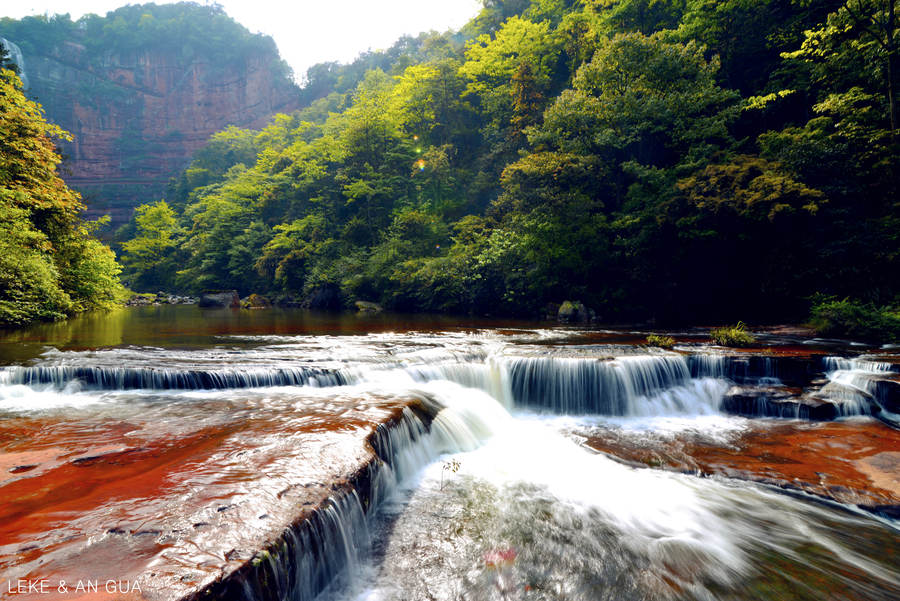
[[821, 355, 898, 416], [0, 37, 27, 88], [2, 333, 899, 601], [311, 368, 900, 601]]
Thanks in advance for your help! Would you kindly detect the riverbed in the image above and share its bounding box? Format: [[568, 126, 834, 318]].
[[0, 306, 897, 600]]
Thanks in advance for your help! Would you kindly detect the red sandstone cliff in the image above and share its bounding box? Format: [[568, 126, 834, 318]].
[[22, 41, 299, 223]]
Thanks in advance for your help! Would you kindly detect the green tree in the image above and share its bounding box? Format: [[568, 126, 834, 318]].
[[785, 0, 899, 137], [120, 200, 183, 290], [460, 16, 561, 133], [0, 68, 123, 323]]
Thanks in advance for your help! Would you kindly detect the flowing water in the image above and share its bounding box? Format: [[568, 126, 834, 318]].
[[0, 306, 898, 601]]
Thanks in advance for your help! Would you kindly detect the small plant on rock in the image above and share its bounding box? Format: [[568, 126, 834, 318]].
[[440, 458, 461, 491], [710, 322, 756, 347], [646, 334, 676, 349]]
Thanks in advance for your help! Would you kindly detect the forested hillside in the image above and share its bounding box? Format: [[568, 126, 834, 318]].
[[0, 48, 124, 325], [0, 3, 298, 224], [118, 0, 899, 323]]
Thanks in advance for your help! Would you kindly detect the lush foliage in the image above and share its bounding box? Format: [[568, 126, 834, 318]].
[[710, 322, 757, 347], [0, 68, 124, 325], [809, 296, 900, 342], [115, 0, 899, 322], [646, 334, 676, 349]]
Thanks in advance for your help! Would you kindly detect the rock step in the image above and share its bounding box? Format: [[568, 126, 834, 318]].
[[721, 386, 842, 421]]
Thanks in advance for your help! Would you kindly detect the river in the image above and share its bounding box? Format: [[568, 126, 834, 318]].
[[0, 306, 897, 601]]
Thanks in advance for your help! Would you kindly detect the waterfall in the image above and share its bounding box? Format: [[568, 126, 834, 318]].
[[208, 384, 503, 601], [3, 328, 899, 601], [0, 37, 28, 88], [411, 354, 708, 415], [1, 365, 351, 391], [405, 357, 514, 407], [821, 356, 898, 418]]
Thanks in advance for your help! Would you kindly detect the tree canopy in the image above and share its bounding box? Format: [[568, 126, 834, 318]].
[[105, 0, 899, 322], [0, 68, 124, 324]]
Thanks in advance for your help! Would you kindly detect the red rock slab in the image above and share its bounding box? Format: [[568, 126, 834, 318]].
[[581, 419, 900, 512], [0, 390, 425, 600]]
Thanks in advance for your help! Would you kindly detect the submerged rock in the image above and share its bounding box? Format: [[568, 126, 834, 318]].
[[199, 290, 240, 308], [581, 419, 900, 517]]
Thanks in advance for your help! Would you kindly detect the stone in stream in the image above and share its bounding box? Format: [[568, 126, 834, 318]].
[[198, 290, 241, 308], [557, 300, 594, 323], [720, 385, 842, 420], [241, 293, 272, 309]]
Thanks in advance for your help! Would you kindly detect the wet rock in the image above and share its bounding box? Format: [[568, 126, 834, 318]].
[[355, 300, 383, 314], [581, 420, 900, 515], [9, 464, 38, 473], [126, 293, 197, 306], [558, 300, 593, 323], [199, 290, 240, 308], [872, 378, 900, 413], [721, 385, 840, 420], [241, 294, 271, 309], [689, 354, 820, 387]]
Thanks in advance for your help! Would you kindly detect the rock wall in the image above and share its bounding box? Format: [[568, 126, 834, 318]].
[[15, 40, 299, 223]]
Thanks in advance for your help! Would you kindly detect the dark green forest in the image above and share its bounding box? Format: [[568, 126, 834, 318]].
[[115, 0, 899, 324], [3, 0, 899, 331]]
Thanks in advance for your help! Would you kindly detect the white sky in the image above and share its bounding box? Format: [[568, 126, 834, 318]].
[[2, 1, 482, 80]]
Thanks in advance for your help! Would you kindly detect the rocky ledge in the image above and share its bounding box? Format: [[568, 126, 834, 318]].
[[0, 389, 441, 601], [126, 292, 198, 306], [581, 419, 900, 518]]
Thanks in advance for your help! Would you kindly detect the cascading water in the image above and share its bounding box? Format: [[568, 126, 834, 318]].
[[2, 364, 351, 391], [821, 355, 900, 418], [0, 323, 898, 601], [0, 37, 28, 88]]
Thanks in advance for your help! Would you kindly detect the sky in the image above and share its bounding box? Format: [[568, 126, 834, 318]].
[[2, 0, 483, 80]]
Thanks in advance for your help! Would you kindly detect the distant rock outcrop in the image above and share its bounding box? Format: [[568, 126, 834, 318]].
[[0, 6, 299, 224]]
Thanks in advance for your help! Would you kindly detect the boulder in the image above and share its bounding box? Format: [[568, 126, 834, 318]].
[[198, 290, 240, 308], [355, 300, 383, 314], [558, 300, 592, 323], [241, 294, 271, 309]]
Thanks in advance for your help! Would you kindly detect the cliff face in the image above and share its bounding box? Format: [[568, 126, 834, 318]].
[[16, 39, 299, 223]]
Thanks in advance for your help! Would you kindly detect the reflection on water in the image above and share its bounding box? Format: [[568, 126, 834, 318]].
[[0, 306, 540, 364]]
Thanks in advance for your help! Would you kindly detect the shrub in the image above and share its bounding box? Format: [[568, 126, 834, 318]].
[[710, 322, 756, 347], [646, 334, 676, 349], [808, 296, 900, 343]]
